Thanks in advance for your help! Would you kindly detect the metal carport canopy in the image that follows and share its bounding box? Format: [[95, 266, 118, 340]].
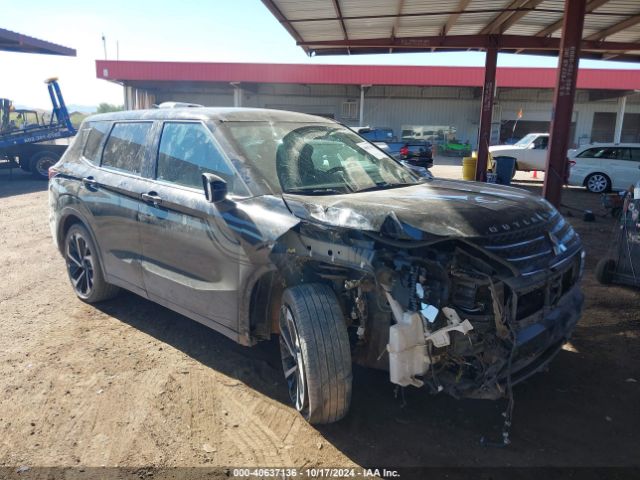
[[0, 27, 76, 56], [261, 0, 640, 206]]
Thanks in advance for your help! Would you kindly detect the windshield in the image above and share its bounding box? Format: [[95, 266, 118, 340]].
[[514, 133, 538, 146], [222, 121, 418, 195]]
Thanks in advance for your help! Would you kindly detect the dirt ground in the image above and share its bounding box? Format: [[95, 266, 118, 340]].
[[0, 167, 639, 477]]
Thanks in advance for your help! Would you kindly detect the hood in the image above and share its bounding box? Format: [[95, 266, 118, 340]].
[[283, 179, 557, 239]]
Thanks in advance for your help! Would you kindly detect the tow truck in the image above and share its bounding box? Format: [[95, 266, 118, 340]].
[[0, 78, 76, 179]]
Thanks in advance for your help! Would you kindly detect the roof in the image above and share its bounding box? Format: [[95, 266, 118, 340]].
[[96, 60, 640, 90], [260, 0, 640, 62], [0, 27, 75, 56], [87, 107, 335, 123]]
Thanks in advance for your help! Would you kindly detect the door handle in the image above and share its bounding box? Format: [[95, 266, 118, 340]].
[[82, 176, 98, 188], [142, 192, 163, 206]]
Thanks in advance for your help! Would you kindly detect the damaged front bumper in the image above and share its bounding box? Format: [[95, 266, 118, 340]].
[[382, 248, 584, 400]]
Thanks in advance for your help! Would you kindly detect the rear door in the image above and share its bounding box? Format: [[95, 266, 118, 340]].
[[81, 121, 153, 296], [615, 147, 640, 189], [137, 120, 246, 333], [629, 148, 640, 187]]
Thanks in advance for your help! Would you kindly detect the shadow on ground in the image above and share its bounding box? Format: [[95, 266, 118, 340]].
[[94, 275, 639, 470], [0, 169, 48, 198]]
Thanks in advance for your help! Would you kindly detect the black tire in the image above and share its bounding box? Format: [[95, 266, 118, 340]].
[[585, 172, 611, 193], [279, 283, 352, 424], [64, 224, 120, 303], [595, 258, 616, 285], [30, 151, 60, 180]]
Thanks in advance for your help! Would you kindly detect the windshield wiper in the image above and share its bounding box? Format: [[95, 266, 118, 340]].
[[354, 182, 416, 193], [285, 187, 345, 195]]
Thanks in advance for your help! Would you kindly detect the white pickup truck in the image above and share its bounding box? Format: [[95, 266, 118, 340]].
[[489, 133, 549, 172]]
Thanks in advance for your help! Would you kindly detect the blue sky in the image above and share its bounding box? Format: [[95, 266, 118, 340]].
[[1, 0, 638, 109]]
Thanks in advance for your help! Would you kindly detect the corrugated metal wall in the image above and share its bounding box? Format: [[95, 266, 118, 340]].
[[144, 82, 640, 146]]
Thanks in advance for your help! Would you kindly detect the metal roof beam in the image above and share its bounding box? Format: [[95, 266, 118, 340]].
[[441, 0, 472, 35], [0, 27, 75, 56], [584, 14, 640, 41], [480, 0, 544, 35], [299, 34, 640, 52], [285, 7, 573, 23], [332, 0, 349, 41], [389, 0, 406, 53], [534, 0, 611, 37], [260, 0, 307, 51]]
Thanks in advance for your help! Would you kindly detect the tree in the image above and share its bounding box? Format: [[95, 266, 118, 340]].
[[96, 103, 124, 114]]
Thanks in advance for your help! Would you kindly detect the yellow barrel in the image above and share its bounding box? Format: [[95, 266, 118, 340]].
[[462, 156, 476, 181]]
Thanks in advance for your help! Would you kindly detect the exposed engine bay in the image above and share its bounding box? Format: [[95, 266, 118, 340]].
[[267, 193, 585, 400]]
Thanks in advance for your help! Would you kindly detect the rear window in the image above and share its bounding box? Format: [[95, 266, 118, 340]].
[[82, 121, 111, 165], [101, 122, 152, 175]]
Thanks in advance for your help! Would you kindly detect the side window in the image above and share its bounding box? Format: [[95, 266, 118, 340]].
[[630, 148, 640, 162], [157, 122, 235, 189], [101, 122, 152, 175], [617, 148, 631, 161], [82, 121, 111, 165], [577, 148, 600, 158], [533, 136, 548, 150]]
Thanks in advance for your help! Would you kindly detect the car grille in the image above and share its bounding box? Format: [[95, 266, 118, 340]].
[[474, 212, 580, 275]]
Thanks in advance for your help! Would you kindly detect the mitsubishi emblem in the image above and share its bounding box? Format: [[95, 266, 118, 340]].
[[548, 231, 567, 256]]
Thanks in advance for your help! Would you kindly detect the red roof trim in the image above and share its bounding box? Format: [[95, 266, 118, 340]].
[[96, 60, 640, 91]]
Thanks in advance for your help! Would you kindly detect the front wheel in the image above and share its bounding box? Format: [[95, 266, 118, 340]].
[[585, 172, 611, 193], [64, 224, 120, 303], [279, 283, 352, 424]]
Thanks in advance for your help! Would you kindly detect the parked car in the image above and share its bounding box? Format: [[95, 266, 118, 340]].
[[568, 143, 640, 193], [489, 133, 549, 172], [385, 140, 433, 164], [352, 126, 396, 142], [50, 108, 584, 425]]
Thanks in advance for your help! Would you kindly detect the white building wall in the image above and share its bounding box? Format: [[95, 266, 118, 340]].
[[141, 82, 640, 146]]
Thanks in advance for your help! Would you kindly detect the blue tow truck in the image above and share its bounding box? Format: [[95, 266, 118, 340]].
[[0, 78, 76, 179]]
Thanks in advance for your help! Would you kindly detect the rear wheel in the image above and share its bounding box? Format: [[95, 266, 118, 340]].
[[585, 172, 611, 193], [30, 151, 60, 180], [279, 283, 352, 424], [595, 258, 616, 285], [64, 224, 119, 303]]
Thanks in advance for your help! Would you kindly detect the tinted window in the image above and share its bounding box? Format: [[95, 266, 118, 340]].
[[102, 122, 152, 174], [630, 148, 640, 162], [83, 121, 111, 165], [577, 147, 627, 160], [157, 122, 235, 189]]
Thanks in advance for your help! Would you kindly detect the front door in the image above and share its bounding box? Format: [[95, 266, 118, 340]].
[[524, 135, 549, 170], [137, 121, 246, 334]]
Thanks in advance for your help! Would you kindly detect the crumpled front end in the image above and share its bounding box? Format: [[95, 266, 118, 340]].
[[272, 193, 585, 400]]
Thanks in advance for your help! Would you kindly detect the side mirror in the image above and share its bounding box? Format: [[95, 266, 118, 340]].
[[202, 173, 227, 203]]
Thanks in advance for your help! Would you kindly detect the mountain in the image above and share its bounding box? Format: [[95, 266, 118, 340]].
[[13, 104, 97, 114], [65, 104, 97, 114]]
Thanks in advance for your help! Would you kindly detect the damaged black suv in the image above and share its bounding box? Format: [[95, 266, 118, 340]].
[[49, 108, 584, 424]]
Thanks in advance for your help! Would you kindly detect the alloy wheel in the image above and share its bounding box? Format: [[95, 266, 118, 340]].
[[279, 306, 307, 413], [587, 174, 608, 193], [66, 232, 95, 297]]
